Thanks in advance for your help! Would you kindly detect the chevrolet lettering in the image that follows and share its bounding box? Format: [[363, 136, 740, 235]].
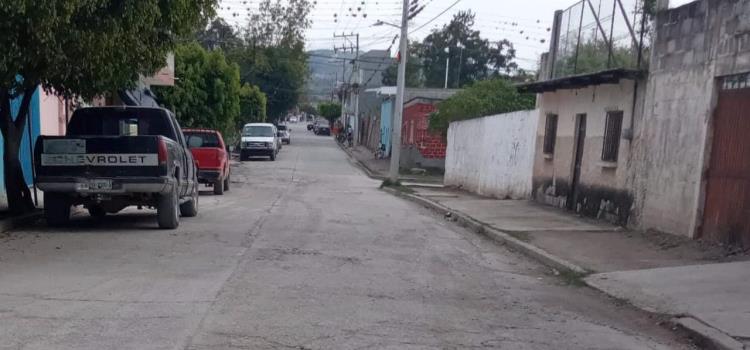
[[41, 154, 158, 166]]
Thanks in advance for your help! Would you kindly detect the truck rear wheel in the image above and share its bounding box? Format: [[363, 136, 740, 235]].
[[157, 189, 179, 229], [180, 186, 199, 217], [223, 173, 230, 191], [45, 192, 71, 226], [213, 178, 225, 195]]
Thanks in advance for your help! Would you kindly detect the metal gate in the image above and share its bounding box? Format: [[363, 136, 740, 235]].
[[702, 73, 750, 247]]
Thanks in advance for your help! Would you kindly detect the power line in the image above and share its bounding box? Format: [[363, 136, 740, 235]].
[[409, 0, 461, 34]]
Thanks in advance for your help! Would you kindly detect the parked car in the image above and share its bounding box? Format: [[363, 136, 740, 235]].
[[316, 124, 331, 136], [240, 123, 279, 161], [290, 116, 298, 123], [183, 128, 230, 195], [277, 124, 291, 144], [35, 106, 199, 229]]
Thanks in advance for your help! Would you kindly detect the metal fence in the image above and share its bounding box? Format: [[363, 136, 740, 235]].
[[551, 0, 647, 79]]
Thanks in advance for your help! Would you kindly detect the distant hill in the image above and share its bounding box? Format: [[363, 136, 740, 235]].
[[306, 49, 392, 104]]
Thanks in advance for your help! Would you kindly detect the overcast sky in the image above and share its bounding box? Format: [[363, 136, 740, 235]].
[[217, 0, 655, 71]]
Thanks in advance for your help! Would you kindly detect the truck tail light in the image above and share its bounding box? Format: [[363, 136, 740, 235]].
[[157, 138, 168, 165]]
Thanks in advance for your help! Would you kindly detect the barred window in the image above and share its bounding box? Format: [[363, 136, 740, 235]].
[[602, 111, 623, 162], [543, 114, 558, 155]]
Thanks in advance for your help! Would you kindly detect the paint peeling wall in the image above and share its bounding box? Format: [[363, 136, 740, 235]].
[[631, 0, 750, 237], [532, 80, 641, 225], [444, 110, 539, 199]]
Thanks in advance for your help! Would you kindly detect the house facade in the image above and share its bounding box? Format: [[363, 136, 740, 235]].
[[527, 75, 645, 224], [518, 0, 750, 247], [631, 0, 750, 246], [520, 0, 648, 225], [365, 87, 460, 169], [400, 98, 447, 170]]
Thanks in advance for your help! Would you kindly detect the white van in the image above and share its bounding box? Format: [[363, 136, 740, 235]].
[[240, 123, 279, 161]]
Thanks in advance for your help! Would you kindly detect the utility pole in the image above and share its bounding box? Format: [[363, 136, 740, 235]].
[[354, 68, 362, 145], [389, 0, 409, 182], [339, 58, 346, 129], [444, 48, 450, 89], [334, 32, 360, 132], [456, 44, 464, 88]]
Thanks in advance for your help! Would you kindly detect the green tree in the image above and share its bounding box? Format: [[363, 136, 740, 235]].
[[429, 78, 535, 133], [554, 40, 637, 77], [245, 0, 312, 48], [382, 42, 424, 87], [154, 43, 240, 137], [196, 18, 243, 52], [229, 0, 312, 121], [317, 102, 341, 125], [300, 103, 317, 116], [420, 11, 518, 88], [238, 83, 267, 127], [0, 0, 215, 214]]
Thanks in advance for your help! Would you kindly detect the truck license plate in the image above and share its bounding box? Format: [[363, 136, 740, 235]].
[[89, 179, 112, 191]]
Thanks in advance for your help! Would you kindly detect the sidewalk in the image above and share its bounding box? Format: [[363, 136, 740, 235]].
[[400, 186, 750, 349], [346, 145, 444, 184]]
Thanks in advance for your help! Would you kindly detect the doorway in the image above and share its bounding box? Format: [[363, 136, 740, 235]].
[[568, 114, 587, 211], [702, 77, 750, 247]]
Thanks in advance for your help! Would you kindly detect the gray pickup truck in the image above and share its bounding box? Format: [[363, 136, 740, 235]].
[[34, 106, 199, 229]]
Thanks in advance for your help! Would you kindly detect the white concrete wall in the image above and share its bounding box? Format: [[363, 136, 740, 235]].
[[445, 110, 539, 199]]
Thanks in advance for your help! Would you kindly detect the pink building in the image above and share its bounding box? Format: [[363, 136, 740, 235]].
[[38, 90, 71, 136]]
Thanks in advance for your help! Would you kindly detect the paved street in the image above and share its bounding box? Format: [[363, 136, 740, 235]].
[[0, 124, 695, 350]]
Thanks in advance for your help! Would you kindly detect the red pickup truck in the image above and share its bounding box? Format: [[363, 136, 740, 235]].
[[183, 129, 230, 195]]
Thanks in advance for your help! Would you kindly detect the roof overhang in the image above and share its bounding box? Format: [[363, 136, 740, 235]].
[[404, 96, 444, 107], [365, 86, 397, 96], [516, 68, 645, 93]]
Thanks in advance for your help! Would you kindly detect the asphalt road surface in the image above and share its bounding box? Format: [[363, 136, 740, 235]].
[[0, 124, 696, 349]]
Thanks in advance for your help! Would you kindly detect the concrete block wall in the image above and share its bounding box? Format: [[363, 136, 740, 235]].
[[445, 110, 539, 199], [631, 0, 750, 238]]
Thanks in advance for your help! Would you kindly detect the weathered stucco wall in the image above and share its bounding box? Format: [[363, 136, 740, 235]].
[[38, 90, 67, 136], [532, 80, 641, 224], [632, 0, 750, 238], [445, 110, 539, 199]]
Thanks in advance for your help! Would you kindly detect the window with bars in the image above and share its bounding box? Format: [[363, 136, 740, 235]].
[[602, 111, 624, 162], [543, 114, 558, 155], [721, 72, 750, 90]]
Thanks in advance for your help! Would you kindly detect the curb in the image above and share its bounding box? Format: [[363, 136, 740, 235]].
[[585, 277, 746, 350], [382, 186, 749, 349], [672, 317, 746, 350], [337, 143, 446, 184], [380, 186, 589, 275], [0, 210, 43, 234], [336, 142, 386, 180]]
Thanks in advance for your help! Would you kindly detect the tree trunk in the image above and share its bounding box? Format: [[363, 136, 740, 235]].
[[3, 138, 33, 214], [0, 88, 35, 215]]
